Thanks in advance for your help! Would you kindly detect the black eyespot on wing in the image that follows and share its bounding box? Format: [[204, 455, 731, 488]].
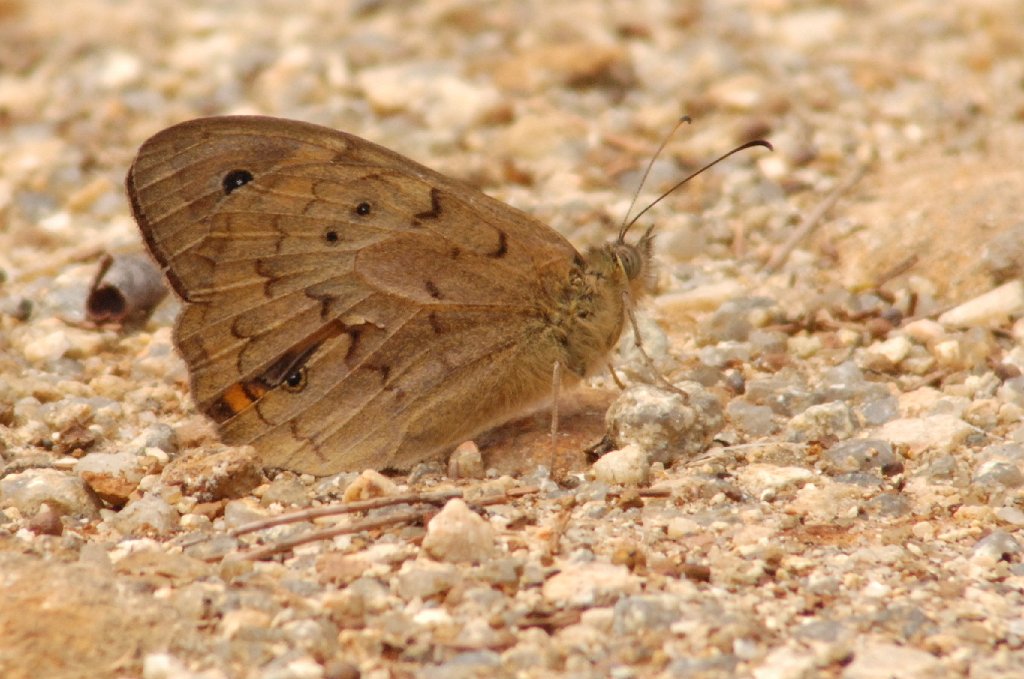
[[283, 367, 307, 392], [355, 201, 371, 216], [324, 229, 339, 244], [223, 169, 254, 195]]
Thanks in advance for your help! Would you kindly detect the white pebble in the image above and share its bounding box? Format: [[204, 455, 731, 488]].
[[875, 414, 973, 456], [939, 280, 1024, 327], [868, 335, 912, 365], [422, 498, 497, 564], [542, 562, 640, 606], [902, 318, 946, 343], [842, 640, 939, 678], [591, 444, 650, 486], [342, 469, 398, 502], [932, 339, 961, 366]]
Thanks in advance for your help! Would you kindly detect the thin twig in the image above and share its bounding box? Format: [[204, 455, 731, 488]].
[[176, 485, 541, 550], [209, 485, 543, 561], [228, 489, 462, 538], [763, 156, 872, 273], [226, 509, 427, 562], [874, 254, 919, 288]]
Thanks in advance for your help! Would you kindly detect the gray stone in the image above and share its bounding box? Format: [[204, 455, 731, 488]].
[[819, 361, 870, 402], [605, 382, 723, 465], [422, 498, 498, 563], [727, 399, 777, 437], [0, 468, 100, 518], [612, 595, 681, 634], [698, 341, 752, 368], [113, 493, 179, 536], [259, 474, 311, 507], [136, 423, 179, 456], [736, 464, 814, 498], [749, 329, 788, 355], [972, 530, 1022, 565], [821, 439, 903, 476], [859, 393, 900, 425], [977, 443, 1024, 462], [697, 296, 778, 344], [864, 492, 911, 518], [973, 460, 1024, 489], [395, 560, 461, 600], [746, 372, 820, 417], [786, 402, 857, 442]]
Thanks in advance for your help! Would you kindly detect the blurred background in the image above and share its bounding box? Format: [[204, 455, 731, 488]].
[[1, 0, 1021, 310]]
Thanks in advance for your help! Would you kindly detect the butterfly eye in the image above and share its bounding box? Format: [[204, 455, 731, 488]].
[[282, 367, 307, 392], [222, 169, 254, 195], [614, 244, 644, 280], [354, 201, 372, 216]]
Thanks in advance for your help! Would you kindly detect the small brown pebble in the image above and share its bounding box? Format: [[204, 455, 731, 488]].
[[79, 471, 138, 508], [995, 362, 1022, 381], [648, 555, 683, 578], [27, 503, 63, 536], [218, 556, 255, 582], [162, 447, 264, 502], [323, 659, 360, 679], [448, 440, 485, 479], [611, 541, 647, 573], [865, 317, 893, 338], [190, 500, 228, 519], [681, 563, 712, 583], [616, 488, 645, 510]]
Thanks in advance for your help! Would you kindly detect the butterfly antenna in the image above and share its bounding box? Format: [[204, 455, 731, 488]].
[[619, 138, 774, 241], [618, 115, 692, 241]]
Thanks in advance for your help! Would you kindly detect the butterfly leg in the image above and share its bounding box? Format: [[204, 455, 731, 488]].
[[606, 361, 626, 390], [549, 360, 562, 478], [621, 291, 689, 401]]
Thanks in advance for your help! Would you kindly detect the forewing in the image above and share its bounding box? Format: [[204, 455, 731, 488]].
[[127, 116, 577, 472]]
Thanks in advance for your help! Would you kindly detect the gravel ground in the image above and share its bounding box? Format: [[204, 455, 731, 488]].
[[2, 1, 1024, 678]]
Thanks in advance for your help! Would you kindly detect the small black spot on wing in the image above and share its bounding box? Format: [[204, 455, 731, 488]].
[[424, 280, 443, 300], [368, 363, 391, 385], [488, 230, 508, 258], [324, 229, 339, 244], [355, 201, 372, 216], [223, 169, 254, 195]]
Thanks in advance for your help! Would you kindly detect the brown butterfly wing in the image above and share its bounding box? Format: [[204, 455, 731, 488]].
[[127, 116, 581, 473]]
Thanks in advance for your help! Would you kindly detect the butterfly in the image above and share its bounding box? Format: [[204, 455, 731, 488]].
[[126, 115, 664, 474]]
